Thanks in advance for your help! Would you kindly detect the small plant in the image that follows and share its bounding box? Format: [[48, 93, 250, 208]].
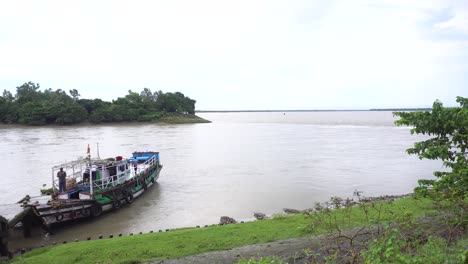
[[303, 191, 426, 263], [362, 232, 467, 263], [362, 228, 410, 264], [236, 256, 284, 264], [272, 213, 287, 220], [40, 187, 56, 195]]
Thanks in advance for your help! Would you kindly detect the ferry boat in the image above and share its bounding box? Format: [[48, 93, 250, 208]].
[[32, 150, 162, 226]]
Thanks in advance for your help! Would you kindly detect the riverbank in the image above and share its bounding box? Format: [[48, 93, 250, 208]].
[[0, 113, 211, 127], [156, 222, 467, 264], [9, 195, 467, 263], [158, 112, 211, 124]]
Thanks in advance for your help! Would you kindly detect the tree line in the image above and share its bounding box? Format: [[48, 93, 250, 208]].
[[0, 82, 197, 125]]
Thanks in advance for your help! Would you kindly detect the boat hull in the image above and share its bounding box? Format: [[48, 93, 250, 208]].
[[33, 163, 162, 226]]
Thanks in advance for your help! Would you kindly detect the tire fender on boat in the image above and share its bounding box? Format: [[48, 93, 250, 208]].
[[55, 213, 64, 222], [143, 182, 148, 190], [112, 199, 121, 209], [80, 207, 89, 216], [125, 192, 134, 204], [91, 204, 103, 217]]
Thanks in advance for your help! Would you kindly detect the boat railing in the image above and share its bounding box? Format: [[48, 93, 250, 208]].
[[51, 154, 159, 198], [91, 161, 128, 192], [98, 164, 130, 190], [52, 162, 88, 194], [138, 155, 157, 173], [91, 155, 158, 193]]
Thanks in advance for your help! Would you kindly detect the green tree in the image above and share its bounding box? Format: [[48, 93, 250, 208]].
[[54, 104, 88, 124], [140, 88, 156, 101], [78, 98, 108, 113], [17, 101, 47, 125], [88, 103, 115, 123], [394, 97, 467, 201], [2, 89, 14, 102], [0, 92, 18, 123], [0, 82, 199, 125], [157, 93, 179, 112], [69, 89, 80, 101], [15, 81, 41, 105], [40, 89, 88, 124]]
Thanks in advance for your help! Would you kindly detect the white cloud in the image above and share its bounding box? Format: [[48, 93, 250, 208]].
[[0, 0, 466, 109], [434, 1, 468, 33]]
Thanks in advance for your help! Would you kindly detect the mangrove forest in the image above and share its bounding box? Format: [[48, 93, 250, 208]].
[[0, 82, 200, 125]]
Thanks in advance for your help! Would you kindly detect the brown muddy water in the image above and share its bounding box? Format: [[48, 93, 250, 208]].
[[0, 111, 441, 250]]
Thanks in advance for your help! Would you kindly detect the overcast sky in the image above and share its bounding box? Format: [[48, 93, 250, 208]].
[[0, 0, 466, 110]]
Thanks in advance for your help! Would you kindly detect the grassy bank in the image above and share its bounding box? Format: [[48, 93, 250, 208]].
[[10, 197, 439, 264], [158, 112, 211, 124]]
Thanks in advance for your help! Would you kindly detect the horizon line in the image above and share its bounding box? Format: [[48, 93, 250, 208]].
[[196, 108, 432, 113]]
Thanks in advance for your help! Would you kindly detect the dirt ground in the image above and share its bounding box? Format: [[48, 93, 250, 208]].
[[151, 234, 331, 264], [151, 217, 466, 264], [150, 226, 380, 264]]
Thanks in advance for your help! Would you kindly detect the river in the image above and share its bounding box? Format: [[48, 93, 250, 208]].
[[0, 111, 441, 249]]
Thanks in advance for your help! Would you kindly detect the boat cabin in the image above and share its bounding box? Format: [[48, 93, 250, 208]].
[[52, 152, 159, 200]]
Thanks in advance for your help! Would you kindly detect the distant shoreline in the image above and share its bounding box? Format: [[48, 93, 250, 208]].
[[197, 108, 431, 113], [0, 113, 211, 127]]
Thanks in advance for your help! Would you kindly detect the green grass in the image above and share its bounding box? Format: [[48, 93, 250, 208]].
[[11, 197, 435, 264], [158, 112, 211, 124], [159, 117, 211, 124]]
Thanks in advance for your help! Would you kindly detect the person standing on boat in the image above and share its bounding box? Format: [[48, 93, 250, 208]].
[[132, 159, 138, 174], [57, 167, 67, 193]]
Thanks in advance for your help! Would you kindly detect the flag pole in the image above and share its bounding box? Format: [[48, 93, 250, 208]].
[[86, 144, 91, 160]]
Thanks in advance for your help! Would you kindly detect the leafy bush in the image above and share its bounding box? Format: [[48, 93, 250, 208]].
[[394, 96, 467, 202], [236, 256, 285, 264]]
